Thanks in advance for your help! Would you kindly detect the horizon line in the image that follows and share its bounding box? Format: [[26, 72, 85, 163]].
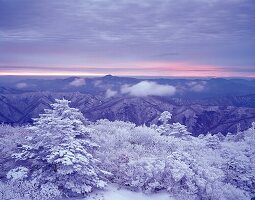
[[0, 73, 254, 79]]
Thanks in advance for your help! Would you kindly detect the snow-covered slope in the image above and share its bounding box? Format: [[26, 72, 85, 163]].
[[83, 185, 173, 200]]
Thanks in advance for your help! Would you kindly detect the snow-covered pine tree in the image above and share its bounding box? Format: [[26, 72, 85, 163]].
[[157, 111, 191, 137], [156, 111, 172, 135], [158, 111, 172, 126], [12, 99, 109, 196], [167, 122, 191, 137], [205, 133, 221, 149]]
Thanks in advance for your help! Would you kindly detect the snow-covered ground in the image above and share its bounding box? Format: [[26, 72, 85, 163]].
[[77, 185, 173, 200]]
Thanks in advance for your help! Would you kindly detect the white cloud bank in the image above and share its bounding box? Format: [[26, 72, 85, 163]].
[[187, 81, 207, 92], [121, 81, 176, 97], [16, 82, 28, 89], [69, 78, 85, 87], [191, 84, 205, 92], [105, 89, 118, 98]]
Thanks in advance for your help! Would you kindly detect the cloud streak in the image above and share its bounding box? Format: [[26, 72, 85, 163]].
[[188, 81, 207, 92], [1, 62, 254, 77], [105, 89, 117, 98], [69, 78, 86, 87], [16, 82, 28, 89]]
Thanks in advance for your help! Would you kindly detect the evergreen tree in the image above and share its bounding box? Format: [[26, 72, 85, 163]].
[[157, 111, 191, 137], [12, 99, 109, 196], [168, 122, 191, 137], [158, 111, 172, 126], [205, 133, 221, 149]]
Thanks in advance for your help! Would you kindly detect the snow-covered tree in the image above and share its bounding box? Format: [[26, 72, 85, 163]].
[[12, 99, 109, 196], [158, 111, 172, 125], [250, 121, 255, 130], [156, 111, 191, 137], [205, 133, 221, 149], [156, 111, 172, 135], [162, 122, 191, 137]]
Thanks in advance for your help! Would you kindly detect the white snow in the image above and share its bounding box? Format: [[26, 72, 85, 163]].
[[75, 184, 173, 200], [6, 167, 28, 180]]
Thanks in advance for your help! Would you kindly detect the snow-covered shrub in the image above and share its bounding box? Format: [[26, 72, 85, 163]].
[[39, 183, 61, 200], [0, 180, 61, 200], [91, 120, 173, 183], [0, 124, 31, 179], [10, 99, 109, 197], [90, 119, 254, 199], [208, 182, 250, 200], [7, 167, 29, 180], [219, 129, 255, 197], [0, 124, 30, 156]]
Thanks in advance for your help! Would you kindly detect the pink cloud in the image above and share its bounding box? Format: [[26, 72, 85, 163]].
[[0, 61, 254, 77]]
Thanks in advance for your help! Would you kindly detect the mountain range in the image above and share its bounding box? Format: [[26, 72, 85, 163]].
[[0, 75, 255, 135]]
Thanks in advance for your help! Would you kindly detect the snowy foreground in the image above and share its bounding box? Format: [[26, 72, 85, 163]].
[[77, 184, 172, 200], [0, 99, 254, 199]]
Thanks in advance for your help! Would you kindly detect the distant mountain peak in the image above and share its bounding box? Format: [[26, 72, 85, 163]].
[[64, 76, 81, 81], [101, 74, 119, 80], [103, 74, 114, 78]]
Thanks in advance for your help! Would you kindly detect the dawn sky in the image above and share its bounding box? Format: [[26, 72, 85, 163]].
[[0, 0, 255, 77]]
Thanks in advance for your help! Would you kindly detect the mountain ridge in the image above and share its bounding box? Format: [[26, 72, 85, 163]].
[[0, 91, 255, 135]]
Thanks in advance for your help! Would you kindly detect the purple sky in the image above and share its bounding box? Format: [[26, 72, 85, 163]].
[[0, 0, 255, 77]]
